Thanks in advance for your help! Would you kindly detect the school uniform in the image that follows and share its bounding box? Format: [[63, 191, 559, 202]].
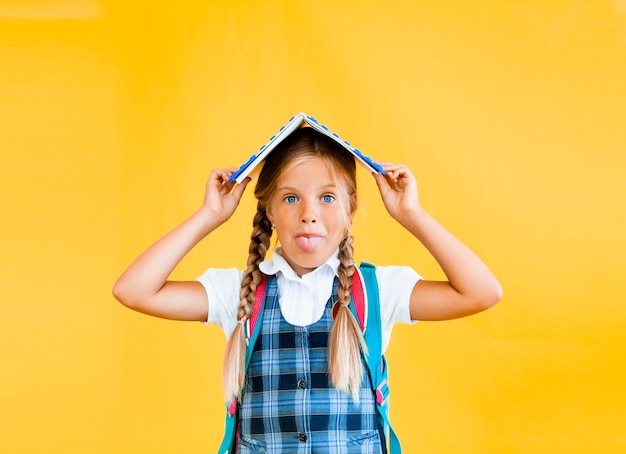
[[197, 249, 420, 453]]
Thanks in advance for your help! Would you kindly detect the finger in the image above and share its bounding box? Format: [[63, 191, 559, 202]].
[[376, 162, 404, 179], [383, 165, 412, 185], [372, 172, 391, 198], [231, 177, 251, 200], [208, 169, 236, 197], [210, 168, 229, 184], [381, 163, 409, 175]]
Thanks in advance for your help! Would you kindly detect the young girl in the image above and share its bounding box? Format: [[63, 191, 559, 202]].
[[113, 127, 502, 453]]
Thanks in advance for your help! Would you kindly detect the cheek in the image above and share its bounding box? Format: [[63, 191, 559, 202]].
[[329, 211, 351, 236]]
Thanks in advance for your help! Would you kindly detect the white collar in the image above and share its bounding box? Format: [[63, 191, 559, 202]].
[[259, 247, 340, 281]]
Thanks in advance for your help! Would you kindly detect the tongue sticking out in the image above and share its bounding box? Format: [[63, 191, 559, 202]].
[[295, 236, 322, 252]]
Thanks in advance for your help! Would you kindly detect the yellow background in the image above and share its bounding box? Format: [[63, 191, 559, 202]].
[[1, 1, 625, 452]]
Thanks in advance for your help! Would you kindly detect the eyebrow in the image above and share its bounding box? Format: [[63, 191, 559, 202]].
[[276, 183, 338, 192]]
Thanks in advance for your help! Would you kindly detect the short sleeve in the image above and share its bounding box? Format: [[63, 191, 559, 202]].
[[376, 265, 422, 352], [196, 268, 243, 338]]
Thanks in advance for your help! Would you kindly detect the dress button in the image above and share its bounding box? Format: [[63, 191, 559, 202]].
[[299, 433, 308, 442], [297, 379, 307, 389]]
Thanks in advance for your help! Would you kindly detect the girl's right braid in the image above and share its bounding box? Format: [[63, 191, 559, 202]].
[[222, 203, 272, 403], [239, 207, 272, 316]]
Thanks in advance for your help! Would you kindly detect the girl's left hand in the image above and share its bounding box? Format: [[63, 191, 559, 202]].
[[372, 162, 421, 225]]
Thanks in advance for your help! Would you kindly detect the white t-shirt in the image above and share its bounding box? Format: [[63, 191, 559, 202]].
[[196, 249, 421, 353]]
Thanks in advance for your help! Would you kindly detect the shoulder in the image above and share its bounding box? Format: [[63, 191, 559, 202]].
[[373, 265, 421, 322], [361, 265, 421, 351], [373, 265, 422, 287], [196, 267, 243, 284], [196, 268, 243, 296], [196, 268, 243, 332]]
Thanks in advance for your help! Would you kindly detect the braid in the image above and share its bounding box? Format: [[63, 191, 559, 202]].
[[222, 203, 272, 403], [328, 234, 368, 403], [239, 206, 272, 317], [336, 235, 355, 305]]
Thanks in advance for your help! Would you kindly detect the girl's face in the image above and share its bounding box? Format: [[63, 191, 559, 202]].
[[266, 156, 355, 277]]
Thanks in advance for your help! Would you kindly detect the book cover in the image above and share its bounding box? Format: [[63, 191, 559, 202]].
[[229, 113, 384, 183]]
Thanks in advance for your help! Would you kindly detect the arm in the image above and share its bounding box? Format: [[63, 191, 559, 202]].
[[373, 163, 502, 321], [112, 168, 250, 321]]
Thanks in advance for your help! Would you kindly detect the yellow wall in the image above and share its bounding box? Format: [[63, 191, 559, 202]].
[[1, 1, 625, 452]]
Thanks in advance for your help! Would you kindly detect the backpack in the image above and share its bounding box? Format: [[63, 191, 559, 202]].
[[218, 262, 402, 454]]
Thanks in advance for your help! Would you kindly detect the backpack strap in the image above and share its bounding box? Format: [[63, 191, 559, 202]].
[[358, 262, 402, 454], [219, 274, 268, 454], [246, 274, 267, 347], [350, 267, 367, 331]]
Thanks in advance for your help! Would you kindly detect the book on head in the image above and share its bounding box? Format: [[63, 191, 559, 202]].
[[228, 112, 384, 184]]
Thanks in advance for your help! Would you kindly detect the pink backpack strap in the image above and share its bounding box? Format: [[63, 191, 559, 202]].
[[229, 274, 268, 418], [352, 266, 367, 332], [333, 267, 367, 331], [246, 274, 267, 340]]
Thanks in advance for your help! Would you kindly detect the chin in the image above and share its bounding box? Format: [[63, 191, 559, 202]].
[[291, 256, 326, 274]]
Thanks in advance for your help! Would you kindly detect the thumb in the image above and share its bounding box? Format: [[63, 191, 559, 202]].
[[372, 172, 390, 198], [231, 177, 251, 201]]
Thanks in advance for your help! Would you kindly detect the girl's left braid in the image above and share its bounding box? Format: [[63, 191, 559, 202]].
[[336, 234, 355, 305], [328, 233, 368, 403]]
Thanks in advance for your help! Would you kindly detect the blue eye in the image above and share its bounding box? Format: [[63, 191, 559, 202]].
[[284, 195, 298, 203], [321, 194, 335, 203]]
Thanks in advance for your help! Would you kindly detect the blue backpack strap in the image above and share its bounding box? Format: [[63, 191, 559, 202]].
[[357, 262, 402, 454], [218, 274, 268, 454]]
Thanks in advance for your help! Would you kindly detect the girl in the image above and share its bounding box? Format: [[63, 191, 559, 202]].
[[113, 127, 502, 453]]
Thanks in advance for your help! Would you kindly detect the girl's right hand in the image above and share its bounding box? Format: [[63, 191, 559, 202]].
[[201, 168, 251, 224], [112, 167, 250, 322]]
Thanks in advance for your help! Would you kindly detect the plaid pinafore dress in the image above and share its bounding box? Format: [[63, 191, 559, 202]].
[[236, 274, 385, 453]]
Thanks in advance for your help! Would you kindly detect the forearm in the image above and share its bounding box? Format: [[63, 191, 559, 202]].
[[400, 206, 503, 308], [373, 164, 501, 320], [112, 208, 219, 307]]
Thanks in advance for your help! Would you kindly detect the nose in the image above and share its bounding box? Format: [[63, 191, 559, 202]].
[[299, 200, 317, 223]]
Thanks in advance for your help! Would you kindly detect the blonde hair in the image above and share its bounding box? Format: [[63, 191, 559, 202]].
[[222, 127, 366, 403]]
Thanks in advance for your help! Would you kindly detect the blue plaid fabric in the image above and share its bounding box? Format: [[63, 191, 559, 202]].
[[238, 275, 384, 453]]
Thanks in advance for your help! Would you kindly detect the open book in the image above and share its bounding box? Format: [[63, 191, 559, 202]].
[[228, 112, 384, 183]]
